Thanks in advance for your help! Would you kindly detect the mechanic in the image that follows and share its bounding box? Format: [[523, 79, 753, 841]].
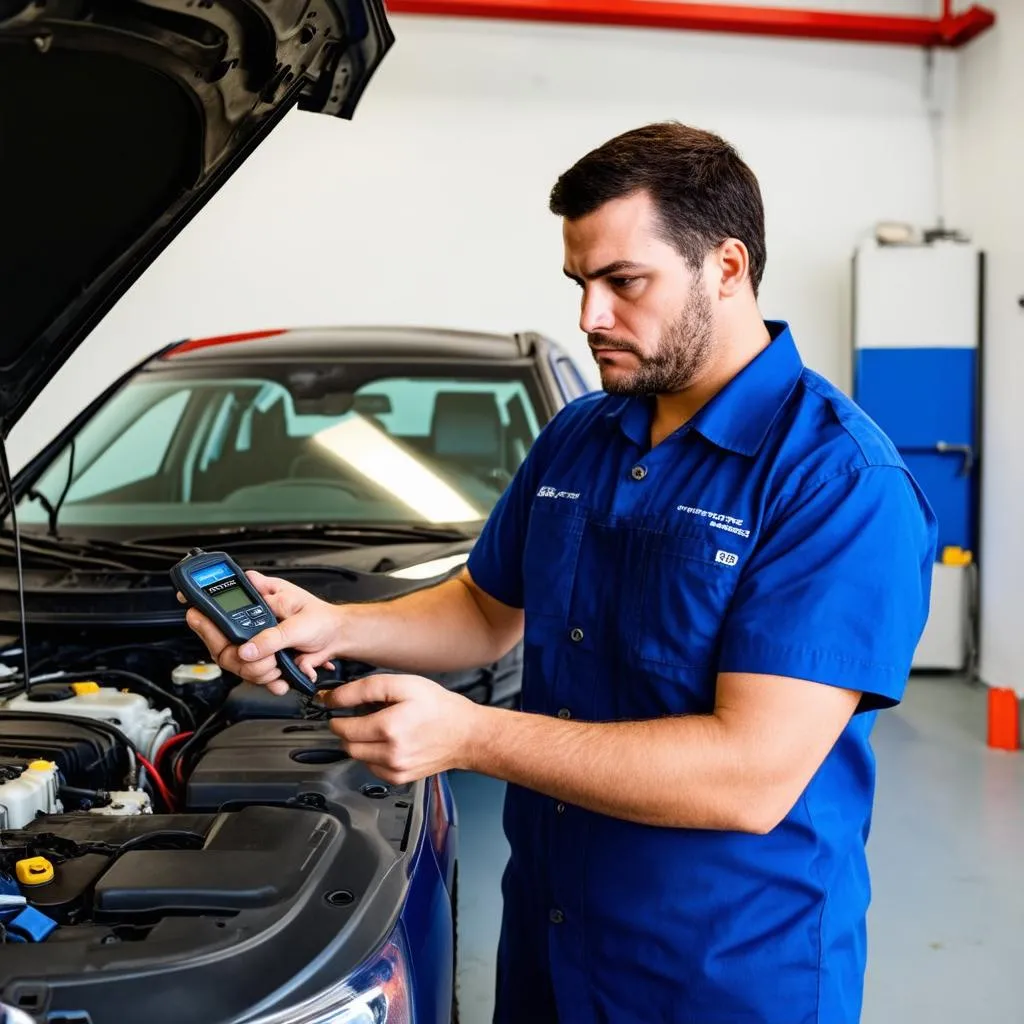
[[185, 122, 937, 1024]]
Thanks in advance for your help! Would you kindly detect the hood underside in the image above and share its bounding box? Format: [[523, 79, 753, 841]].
[[0, 0, 393, 433]]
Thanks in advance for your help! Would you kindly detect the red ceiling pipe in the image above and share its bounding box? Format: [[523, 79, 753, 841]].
[[385, 0, 996, 48]]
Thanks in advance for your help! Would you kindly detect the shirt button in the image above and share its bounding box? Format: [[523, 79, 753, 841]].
[[569, 627, 584, 643], [557, 708, 571, 719], [549, 909, 565, 925], [556, 802, 566, 814], [631, 464, 647, 480]]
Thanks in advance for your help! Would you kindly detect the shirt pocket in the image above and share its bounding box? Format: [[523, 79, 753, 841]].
[[631, 528, 740, 668], [521, 502, 586, 624]]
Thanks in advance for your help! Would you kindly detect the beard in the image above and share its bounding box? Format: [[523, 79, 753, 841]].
[[591, 286, 714, 396]]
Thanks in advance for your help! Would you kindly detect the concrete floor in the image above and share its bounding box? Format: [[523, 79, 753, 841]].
[[448, 674, 1024, 1023]]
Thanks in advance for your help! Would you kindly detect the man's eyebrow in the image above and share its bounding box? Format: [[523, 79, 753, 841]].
[[562, 260, 648, 283]]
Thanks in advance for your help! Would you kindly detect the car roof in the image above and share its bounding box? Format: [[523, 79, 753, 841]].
[[160, 326, 534, 365]]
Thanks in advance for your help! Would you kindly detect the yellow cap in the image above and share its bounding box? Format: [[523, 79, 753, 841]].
[[71, 681, 100, 695], [16, 857, 54, 886], [941, 546, 973, 566], [27, 760, 54, 772]]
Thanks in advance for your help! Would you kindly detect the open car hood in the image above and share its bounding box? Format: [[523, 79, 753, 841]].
[[0, 0, 393, 434]]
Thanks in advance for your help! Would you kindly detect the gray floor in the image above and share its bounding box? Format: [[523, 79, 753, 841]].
[[448, 674, 1024, 1023]]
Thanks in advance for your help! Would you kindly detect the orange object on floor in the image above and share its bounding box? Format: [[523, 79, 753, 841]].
[[987, 688, 1020, 751]]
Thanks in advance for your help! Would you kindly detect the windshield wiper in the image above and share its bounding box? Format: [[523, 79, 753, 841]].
[[0, 531, 139, 573], [0, 531, 181, 573], [136, 523, 477, 548]]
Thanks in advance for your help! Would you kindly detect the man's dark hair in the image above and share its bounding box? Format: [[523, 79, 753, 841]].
[[549, 122, 766, 295]]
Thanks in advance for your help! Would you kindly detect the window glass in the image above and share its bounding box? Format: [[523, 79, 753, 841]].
[[17, 362, 547, 532]]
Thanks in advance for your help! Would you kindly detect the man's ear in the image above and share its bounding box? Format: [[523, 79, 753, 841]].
[[714, 238, 751, 299]]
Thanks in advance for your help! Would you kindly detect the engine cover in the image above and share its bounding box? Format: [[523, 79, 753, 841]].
[[0, 712, 126, 792], [188, 720, 355, 810]]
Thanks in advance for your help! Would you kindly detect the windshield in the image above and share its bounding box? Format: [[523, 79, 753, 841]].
[[16, 360, 546, 532]]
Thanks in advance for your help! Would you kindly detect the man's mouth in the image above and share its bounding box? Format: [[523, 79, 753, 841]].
[[592, 347, 638, 362]]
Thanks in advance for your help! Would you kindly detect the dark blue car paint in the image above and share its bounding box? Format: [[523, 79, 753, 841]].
[[401, 772, 459, 1024]]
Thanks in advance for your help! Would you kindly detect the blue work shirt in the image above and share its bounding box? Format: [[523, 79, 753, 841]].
[[467, 321, 937, 1024]]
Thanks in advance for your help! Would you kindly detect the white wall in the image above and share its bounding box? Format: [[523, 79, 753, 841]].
[[950, 0, 1024, 691], [9, 6, 947, 471]]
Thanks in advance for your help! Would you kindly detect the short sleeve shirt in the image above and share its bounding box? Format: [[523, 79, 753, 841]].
[[467, 321, 937, 1024]]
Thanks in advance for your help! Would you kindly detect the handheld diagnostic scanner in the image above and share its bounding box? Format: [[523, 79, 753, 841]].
[[171, 548, 319, 697]]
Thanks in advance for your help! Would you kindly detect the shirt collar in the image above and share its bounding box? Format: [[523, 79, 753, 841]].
[[612, 321, 804, 456]]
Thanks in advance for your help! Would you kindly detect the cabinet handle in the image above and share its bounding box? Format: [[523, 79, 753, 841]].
[[935, 441, 974, 476]]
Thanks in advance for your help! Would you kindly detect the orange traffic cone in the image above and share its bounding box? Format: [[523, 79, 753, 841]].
[[987, 688, 1020, 751]]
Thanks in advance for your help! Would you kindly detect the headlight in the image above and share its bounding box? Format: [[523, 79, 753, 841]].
[[249, 930, 412, 1024], [1, 1004, 40, 1024], [389, 553, 468, 580]]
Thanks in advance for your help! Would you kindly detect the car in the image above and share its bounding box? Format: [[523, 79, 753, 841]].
[[5, 324, 590, 707], [0, 3, 586, 1023]]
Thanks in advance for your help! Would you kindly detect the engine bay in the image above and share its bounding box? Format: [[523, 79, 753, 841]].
[[0, 635, 415, 965]]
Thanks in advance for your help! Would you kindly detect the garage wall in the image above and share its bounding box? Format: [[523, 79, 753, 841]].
[[950, 0, 1024, 691], [9, 6, 947, 471]]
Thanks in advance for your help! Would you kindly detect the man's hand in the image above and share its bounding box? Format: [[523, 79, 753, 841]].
[[323, 674, 483, 785], [181, 571, 343, 696]]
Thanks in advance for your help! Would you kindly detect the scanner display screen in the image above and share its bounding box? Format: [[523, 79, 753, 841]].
[[210, 585, 250, 613], [191, 561, 252, 614]]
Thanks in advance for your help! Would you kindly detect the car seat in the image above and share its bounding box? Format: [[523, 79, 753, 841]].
[[192, 397, 295, 501], [429, 391, 506, 482]]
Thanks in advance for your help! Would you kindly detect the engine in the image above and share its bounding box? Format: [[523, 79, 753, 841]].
[[5, 684, 177, 762], [0, 650, 378, 950]]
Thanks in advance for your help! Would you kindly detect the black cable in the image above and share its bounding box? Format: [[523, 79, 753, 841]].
[[59, 785, 109, 810], [0, 435, 31, 696], [48, 437, 75, 538], [27, 639, 185, 675], [170, 709, 224, 791], [59, 785, 105, 801]]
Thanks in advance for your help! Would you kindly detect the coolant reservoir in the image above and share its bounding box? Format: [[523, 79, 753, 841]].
[[0, 760, 62, 829], [171, 663, 222, 686], [170, 662, 227, 708], [5, 688, 176, 761]]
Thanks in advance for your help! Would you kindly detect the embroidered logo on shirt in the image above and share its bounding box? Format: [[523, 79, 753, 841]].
[[537, 486, 581, 500], [676, 504, 751, 539], [715, 550, 740, 566]]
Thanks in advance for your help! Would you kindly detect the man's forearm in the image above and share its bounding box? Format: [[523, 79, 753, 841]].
[[464, 705, 789, 833], [334, 572, 523, 676]]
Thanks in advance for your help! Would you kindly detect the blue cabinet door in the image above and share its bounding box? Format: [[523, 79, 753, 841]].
[[854, 347, 977, 551]]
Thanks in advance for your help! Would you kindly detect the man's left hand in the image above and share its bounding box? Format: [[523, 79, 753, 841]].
[[322, 674, 484, 785]]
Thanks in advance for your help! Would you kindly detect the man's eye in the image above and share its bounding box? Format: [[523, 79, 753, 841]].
[[610, 277, 639, 289]]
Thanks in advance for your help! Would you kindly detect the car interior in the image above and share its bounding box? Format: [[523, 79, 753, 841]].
[[20, 374, 543, 528]]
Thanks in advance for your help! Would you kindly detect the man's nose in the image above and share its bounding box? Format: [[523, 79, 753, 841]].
[[579, 289, 615, 334]]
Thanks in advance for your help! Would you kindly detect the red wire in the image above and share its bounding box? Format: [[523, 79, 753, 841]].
[[155, 730, 193, 769], [137, 754, 176, 812]]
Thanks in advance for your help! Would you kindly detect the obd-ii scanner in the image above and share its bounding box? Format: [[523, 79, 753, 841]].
[[171, 548, 322, 697]]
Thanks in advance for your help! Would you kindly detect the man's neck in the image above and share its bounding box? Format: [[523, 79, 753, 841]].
[[650, 317, 772, 448]]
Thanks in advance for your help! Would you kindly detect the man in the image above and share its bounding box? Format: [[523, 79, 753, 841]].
[[186, 123, 936, 1023]]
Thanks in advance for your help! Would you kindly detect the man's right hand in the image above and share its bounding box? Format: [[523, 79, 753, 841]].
[[181, 570, 344, 696]]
